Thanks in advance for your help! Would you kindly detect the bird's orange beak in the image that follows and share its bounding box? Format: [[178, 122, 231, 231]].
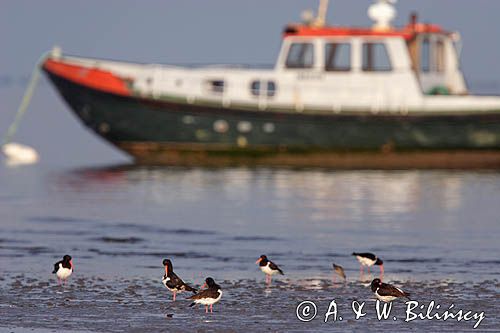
[[164, 266, 168, 275], [256, 258, 262, 264], [70, 260, 73, 269], [201, 282, 207, 289], [380, 264, 384, 276]]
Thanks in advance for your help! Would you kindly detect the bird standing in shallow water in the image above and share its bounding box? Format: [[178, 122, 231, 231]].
[[352, 252, 384, 278], [256, 255, 284, 285], [370, 278, 410, 302], [161, 259, 197, 301], [52, 255, 73, 285], [332, 263, 346, 284], [188, 277, 222, 313]]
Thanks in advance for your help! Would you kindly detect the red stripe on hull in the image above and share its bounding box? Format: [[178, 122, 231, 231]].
[[43, 59, 131, 96]]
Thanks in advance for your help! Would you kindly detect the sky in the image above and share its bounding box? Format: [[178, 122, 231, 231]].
[[2, 0, 500, 81], [1, 0, 500, 167]]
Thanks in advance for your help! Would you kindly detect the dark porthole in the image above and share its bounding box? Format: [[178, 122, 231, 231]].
[[208, 80, 225, 94], [267, 81, 276, 97], [251, 81, 260, 96]]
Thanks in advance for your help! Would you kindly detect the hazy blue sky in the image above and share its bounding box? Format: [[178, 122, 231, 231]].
[[2, 0, 500, 82], [2, 1, 500, 167]]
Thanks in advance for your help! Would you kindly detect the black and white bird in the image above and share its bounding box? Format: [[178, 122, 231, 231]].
[[332, 263, 346, 282], [52, 254, 73, 285], [256, 255, 284, 284], [352, 252, 384, 276], [161, 259, 197, 301], [188, 277, 222, 313], [370, 278, 410, 302]]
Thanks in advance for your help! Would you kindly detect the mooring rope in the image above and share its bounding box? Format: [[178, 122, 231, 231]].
[[1, 52, 48, 147]]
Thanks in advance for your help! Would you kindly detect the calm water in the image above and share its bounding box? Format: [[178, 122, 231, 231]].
[[0, 166, 499, 331]]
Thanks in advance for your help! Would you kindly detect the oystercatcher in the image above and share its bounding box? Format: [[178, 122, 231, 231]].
[[52, 254, 73, 285], [370, 278, 410, 302], [188, 277, 222, 313], [352, 252, 384, 276], [161, 259, 197, 301], [256, 255, 284, 284], [332, 263, 346, 283]]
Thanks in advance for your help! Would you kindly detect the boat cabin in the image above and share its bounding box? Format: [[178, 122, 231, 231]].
[[277, 16, 467, 97]]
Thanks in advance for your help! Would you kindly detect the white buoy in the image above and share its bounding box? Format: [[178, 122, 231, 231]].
[[1, 50, 51, 167], [1, 142, 39, 166]]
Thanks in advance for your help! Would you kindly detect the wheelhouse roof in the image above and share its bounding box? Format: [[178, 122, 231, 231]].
[[283, 22, 449, 40]]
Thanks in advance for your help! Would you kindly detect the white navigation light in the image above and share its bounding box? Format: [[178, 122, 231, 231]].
[[368, 0, 397, 31]]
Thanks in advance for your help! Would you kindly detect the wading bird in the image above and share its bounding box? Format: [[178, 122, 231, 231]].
[[52, 254, 73, 285], [256, 255, 284, 285], [161, 259, 197, 301], [352, 252, 384, 277], [371, 278, 410, 302], [332, 263, 346, 283], [188, 277, 222, 313]]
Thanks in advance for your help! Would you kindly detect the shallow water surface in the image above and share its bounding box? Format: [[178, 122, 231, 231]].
[[0, 166, 499, 331]]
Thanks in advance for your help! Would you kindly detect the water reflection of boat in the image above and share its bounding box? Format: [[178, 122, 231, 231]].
[[42, 1, 500, 168], [63, 165, 466, 222]]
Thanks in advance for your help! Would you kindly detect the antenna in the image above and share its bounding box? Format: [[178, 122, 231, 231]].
[[313, 0, 329, 27]]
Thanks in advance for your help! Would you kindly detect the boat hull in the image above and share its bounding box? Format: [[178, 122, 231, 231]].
[[45, 70, 500, 169]]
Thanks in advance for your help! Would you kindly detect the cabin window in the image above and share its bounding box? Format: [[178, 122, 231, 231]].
[[207, 80, 225, 94], [435, 39, 445, 72], [325, 43, 351, 71], [420, 37, 446, 73], [251, 81, 260, 96], [362, 43, 392, 72], [421, 38, 431, 72], [286, 43, 314, 68], [267, 81, 276, 97], [250, 80, 277, 97]]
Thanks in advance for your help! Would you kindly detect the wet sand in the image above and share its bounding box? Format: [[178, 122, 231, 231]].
[[1, 275, 498, 332]]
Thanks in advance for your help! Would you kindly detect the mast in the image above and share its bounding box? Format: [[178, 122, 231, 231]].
[[313, 0, 329, 27]]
